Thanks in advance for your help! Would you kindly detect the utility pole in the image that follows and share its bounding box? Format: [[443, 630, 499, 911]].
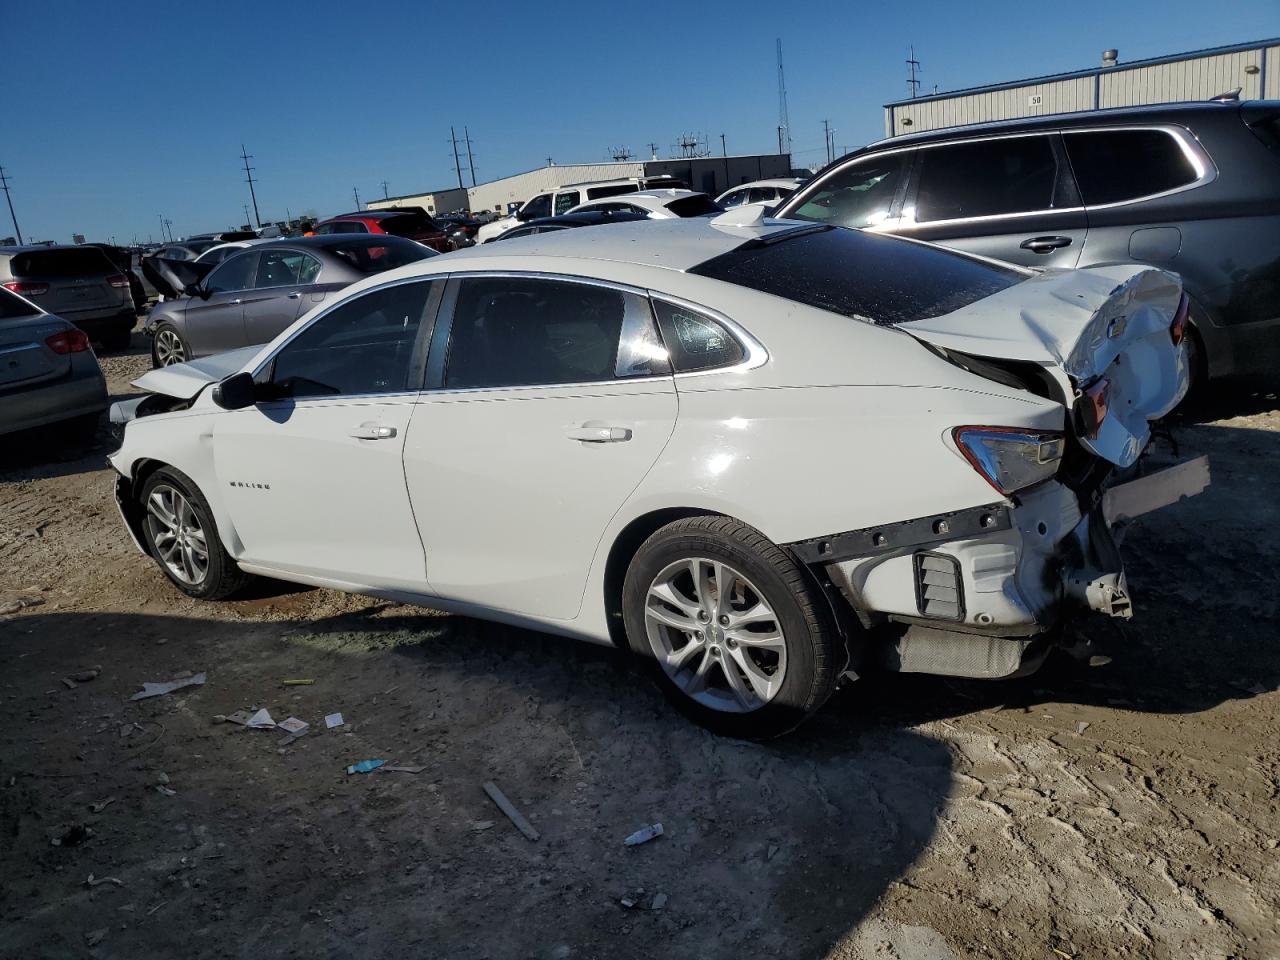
[[822, 120, 832, 163], [907, 45, 922, 99], [0, 165, 22, 245], [380, 180, 390, 200], [240, 145, 262, 228], [243, 203, 251, 226], [353, 186, 362, 209], [720, 133, 727, 157], [646, 142, 660, 160], [776, 39, 792, 157], [463, 126, 477, 187], [449, 127, 464, 190]]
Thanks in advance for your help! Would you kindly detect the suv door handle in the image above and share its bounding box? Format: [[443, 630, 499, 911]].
[[566, 424, 632, 443], [349, 422, 397, 440], [286, 291, 302, 299], [1019, 235, 1073, 253]]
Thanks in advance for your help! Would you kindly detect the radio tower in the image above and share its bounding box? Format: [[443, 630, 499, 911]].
[[776, 38, 792, 157]]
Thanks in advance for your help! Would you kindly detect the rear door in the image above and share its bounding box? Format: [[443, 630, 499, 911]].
[[896, 133, 1087, 268], [240, 249, 320, 346], [183, 252, 256, 356], [403, 274, 678, 619]]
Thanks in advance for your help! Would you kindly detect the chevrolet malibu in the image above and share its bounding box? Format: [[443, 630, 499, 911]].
[[108, 212, 1205, 738]]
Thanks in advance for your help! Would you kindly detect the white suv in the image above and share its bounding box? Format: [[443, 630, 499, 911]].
[[476, 176, 685, 243]]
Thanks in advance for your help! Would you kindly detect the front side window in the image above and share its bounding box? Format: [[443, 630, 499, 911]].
[[264, 281, 433, 399], [720, 189, 747, 208], [913, 136, 1058, 222], [553, 191, 580, 215], [254, 251, 320, 288], [520, 194, 553, 220], [443, 277, 662, 389], [204, 253, 255, 294], [787, 153, 909, 228], [652, 298, 744, 372], [748, 187, 774, 204], [666, 194, 721, 217], [1063, 129, 1199, 206]]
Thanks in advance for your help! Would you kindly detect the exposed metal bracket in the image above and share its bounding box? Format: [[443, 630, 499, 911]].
[[789, 502, 1012, 566]]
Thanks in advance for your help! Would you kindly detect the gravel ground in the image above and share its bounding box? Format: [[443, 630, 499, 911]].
[[1, 334, 1278, 960]]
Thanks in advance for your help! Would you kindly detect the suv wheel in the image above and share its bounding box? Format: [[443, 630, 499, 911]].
[[622, 516, 841, 739], [139, 468, 251, 600], [151, 323, 190, 368]]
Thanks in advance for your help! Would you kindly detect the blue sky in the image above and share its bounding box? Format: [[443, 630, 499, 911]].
[[5, 0, 1276, 243]]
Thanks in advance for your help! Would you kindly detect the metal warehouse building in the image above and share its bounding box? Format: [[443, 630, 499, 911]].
[[885, 37, 1280, 137], [369, 154, 794, 216]]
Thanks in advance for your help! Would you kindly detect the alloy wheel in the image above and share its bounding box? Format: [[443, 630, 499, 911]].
[[145, 483, 209, 585], [643, 557, 787, 713], [154, 328, 187, 366]]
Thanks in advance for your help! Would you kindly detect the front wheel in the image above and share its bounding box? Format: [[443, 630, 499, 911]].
[[139, 468, 252, 600], [151, 323, 190, 368], [621, 516, 842, 739]]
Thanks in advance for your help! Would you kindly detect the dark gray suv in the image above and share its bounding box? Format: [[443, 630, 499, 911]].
[[776, 101, 1280, 386]]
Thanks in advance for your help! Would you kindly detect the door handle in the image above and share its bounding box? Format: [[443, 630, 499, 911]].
[[566, 424, 632, 443], [1019, 235, 1073, 254], [349, 422, 397, 440], [232, 298, 242, 304], [287, 291, 302, 299]]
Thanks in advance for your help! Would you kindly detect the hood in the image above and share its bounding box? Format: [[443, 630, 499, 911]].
[[899, 264, 1190, 468], [131, 347, 260, 400], [140, 256, 212, 299]]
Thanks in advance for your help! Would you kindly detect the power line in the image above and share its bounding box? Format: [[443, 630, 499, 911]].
[[240, 144, 262, 228], [0, 164, 22, 245]]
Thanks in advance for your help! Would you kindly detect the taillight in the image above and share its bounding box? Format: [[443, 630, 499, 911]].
[[952, 426, 1064, 496], [2, 280, 49, 296], [1170, 291, 1190, 345], [1077, 377, 1111, 441], [106, 274, 129, 288], [45, 329, 91, 354]]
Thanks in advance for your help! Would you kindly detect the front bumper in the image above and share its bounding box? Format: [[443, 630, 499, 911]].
[[802, 457, 1209, 678]]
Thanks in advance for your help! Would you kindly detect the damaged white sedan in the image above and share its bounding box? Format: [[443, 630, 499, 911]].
[[108, 214, 1207, 738]]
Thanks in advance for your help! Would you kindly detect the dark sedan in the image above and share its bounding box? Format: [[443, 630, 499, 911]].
[[490, 209, 649, 242], [143, 235, 434, 367]]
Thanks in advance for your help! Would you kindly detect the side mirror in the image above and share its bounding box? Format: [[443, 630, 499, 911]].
[[211, 372, 257, 410], [184, 282, 209, 300]]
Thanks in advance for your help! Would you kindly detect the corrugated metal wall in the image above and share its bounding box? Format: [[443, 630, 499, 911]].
[[887, 42, 1279, 137]]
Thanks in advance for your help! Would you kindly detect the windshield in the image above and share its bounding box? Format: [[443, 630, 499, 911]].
[[665, 194, 722, 217], [690, 226, 1024, 325], [9, 247, 116, 278], [380, 213, 440, 236], [325, 237, 434, 273], [0, 285, 42, 318]]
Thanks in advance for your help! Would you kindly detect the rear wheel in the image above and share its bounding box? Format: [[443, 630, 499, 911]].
[[151, 323, 190, 368], [139, 468, 251, 600], [621, 516, 841, 739]]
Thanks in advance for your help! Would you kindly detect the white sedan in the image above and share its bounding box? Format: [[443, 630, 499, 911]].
[[109, 211, 1203, 738], [716, 178, 804, 210], [563, 189, 721, 219]]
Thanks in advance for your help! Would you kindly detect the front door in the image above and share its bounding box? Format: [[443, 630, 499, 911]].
[[213, 279, 438, 588], [895, 134, 1087, 269], [403, 274, 678, 620], [240, 248, 321, 347], [185, 252, 256, 356]]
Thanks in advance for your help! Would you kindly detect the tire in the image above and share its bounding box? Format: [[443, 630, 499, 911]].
[[138, 467, 252, 600], [151, 323, 190, 368], [99, 325, 133, 353], [621, 516, 841, 739]]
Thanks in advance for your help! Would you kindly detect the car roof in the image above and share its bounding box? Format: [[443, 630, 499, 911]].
[[320, 210, 411, 222], [575, 190, 703, 211], [253, 234, 423, 251], [0, 243, 104, 255], [722, 179, 803, 191], [520, 211, 651, 228]]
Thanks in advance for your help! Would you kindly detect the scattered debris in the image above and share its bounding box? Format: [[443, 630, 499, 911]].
[[61, 677, 78, 690], [623, 823, 664, 846], [1076, 722, 1091, 735], [155, 785, 176, 797], [767, 844, 780, 861], [324, 712, 344, 729], [651, 892, 668, 911], [246, 708, 276, 729], [620, 889, 645, 909], [88, 797, 117, 814], [51, 823, 92, 847], [156, 772, 169, 785], [0, 596, 43, 615], [215, 710, 253, 726], [278, 730, 308, 749], [384, 765, 426, 774], [85, 928, 108, 947], [347, 759, 385, 775], [470, 820, 496, 832], [71, 667, 102, 682], [129, 672, 206, 701], [281, 678, 315, 686], [145, 901, 167, 916], [278, 717, 309, 735], [483, 781, 540, 841], [1051, 949, 1075, 960], [86, 874, 124, 888]]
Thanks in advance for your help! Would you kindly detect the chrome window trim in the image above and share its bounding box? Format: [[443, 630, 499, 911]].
[[782, 123, 1217, 230], [649, 292, 769, 379]]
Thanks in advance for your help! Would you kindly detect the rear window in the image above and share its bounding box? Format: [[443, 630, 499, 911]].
[[325, 237, 434, 273], [9, 248, 115, 278], [665, 194, 722, 217], [584, 184, 640, 201], [689, 226, 1023, 326], [1063, 129, 1199, 205], [0, 285, 42, 319], [380, 213, 439, 236]]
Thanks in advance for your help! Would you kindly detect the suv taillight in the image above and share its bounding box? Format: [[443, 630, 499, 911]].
[[45, 329, 91, 354], [106, 274, 130, 288], [2, 280, 49, 296]]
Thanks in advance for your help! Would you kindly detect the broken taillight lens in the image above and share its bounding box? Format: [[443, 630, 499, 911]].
[[1170, 292, 1190, 346], [45, 329, 91, 354], [1077, 377, 1111, 440], [952, 426, 1065, 496]]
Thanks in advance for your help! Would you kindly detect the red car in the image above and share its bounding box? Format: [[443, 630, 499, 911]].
[[311, 209, 451, 252]]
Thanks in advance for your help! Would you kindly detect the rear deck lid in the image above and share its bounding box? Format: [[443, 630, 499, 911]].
[[0, 291, 72, 387]]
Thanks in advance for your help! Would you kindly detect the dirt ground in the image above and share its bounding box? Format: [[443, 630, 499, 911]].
[[1, 336, 1278, 960]]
